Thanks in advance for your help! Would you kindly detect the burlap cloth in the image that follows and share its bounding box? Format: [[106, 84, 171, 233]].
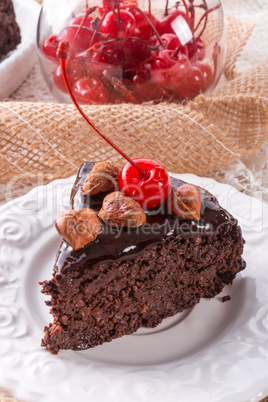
[[0, 0, 268, 401]]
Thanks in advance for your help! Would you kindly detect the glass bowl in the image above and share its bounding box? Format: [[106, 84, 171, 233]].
[[37, 0, 226, 104]]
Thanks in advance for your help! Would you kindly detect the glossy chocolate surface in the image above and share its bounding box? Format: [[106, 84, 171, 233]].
[[55, 162, 233, 275]]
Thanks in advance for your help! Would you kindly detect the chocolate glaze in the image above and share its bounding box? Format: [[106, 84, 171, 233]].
[[55, 162, 233, 276]]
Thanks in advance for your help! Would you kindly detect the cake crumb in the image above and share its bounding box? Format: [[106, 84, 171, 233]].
[[222, 295, 231, 303]]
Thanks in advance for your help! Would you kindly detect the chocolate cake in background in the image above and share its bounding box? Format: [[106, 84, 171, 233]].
[[0, 0, 21, 58], [41, 162, 246, 355]]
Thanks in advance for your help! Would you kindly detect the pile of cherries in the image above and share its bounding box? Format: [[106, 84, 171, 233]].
[[42, 0, 221, 104]]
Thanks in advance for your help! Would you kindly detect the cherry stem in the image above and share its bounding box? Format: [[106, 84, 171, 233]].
[[172, 44, 182, 58], [180, 0, 190, 24], [108, 0, 120, 29], [57, 40, 145, 177], [58, 25, 107, 40], [88, 35, 157, 72], [212, 42, 220, 83], [188, 0, 195, 32], [89, 13, 107, 49], [194, 2, 221, 41], [68, 7, 97, 57], [164, 0, 169, 16], [172, 42, 189, 59], [87, 36, 157, 83], [134, 6, 165, 47], [91, 35, 157, 49]]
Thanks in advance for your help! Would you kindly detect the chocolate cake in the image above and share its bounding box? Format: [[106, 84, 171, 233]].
[[41, 162, 246, 354], [0, 0, 21, 59]]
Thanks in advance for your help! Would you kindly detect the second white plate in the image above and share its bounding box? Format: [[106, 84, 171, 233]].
[[0, 0, 40, 100]]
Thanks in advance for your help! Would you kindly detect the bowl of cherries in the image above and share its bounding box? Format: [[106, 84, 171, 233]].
[[37, 0, 226, 104]]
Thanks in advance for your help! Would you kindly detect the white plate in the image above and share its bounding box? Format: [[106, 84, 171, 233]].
[[0, 0, 40, 100], [0, 173, 268, 402]]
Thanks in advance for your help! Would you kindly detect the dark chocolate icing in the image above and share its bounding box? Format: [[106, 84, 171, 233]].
[[55, 162, 232, 276]]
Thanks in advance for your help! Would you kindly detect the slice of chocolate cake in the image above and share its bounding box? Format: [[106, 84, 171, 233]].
[[0, 0, 21, 59], [41, 162, 246, 354]]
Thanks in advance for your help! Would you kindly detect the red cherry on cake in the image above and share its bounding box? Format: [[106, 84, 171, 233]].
[[118, 159, 171, 209]]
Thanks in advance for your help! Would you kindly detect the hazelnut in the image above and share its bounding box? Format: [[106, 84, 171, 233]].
[[171, 184, 201, 220], [55, 209, 101, 250], [82, 161, 119, 196], [99, 191, 146, 227]]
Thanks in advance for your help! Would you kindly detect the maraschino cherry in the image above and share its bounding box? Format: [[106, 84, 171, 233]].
[[73, 77, 109, 104], [57, 40, 171, 210], [156, 9, 188, 35], [118, 159, 171, 209], [42, 34, 58, 62], [42, 0, 222, 104]]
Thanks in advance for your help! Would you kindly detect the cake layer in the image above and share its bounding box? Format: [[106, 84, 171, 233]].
[[41, 162, 246, 354], [0, 0, 21, 58]]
